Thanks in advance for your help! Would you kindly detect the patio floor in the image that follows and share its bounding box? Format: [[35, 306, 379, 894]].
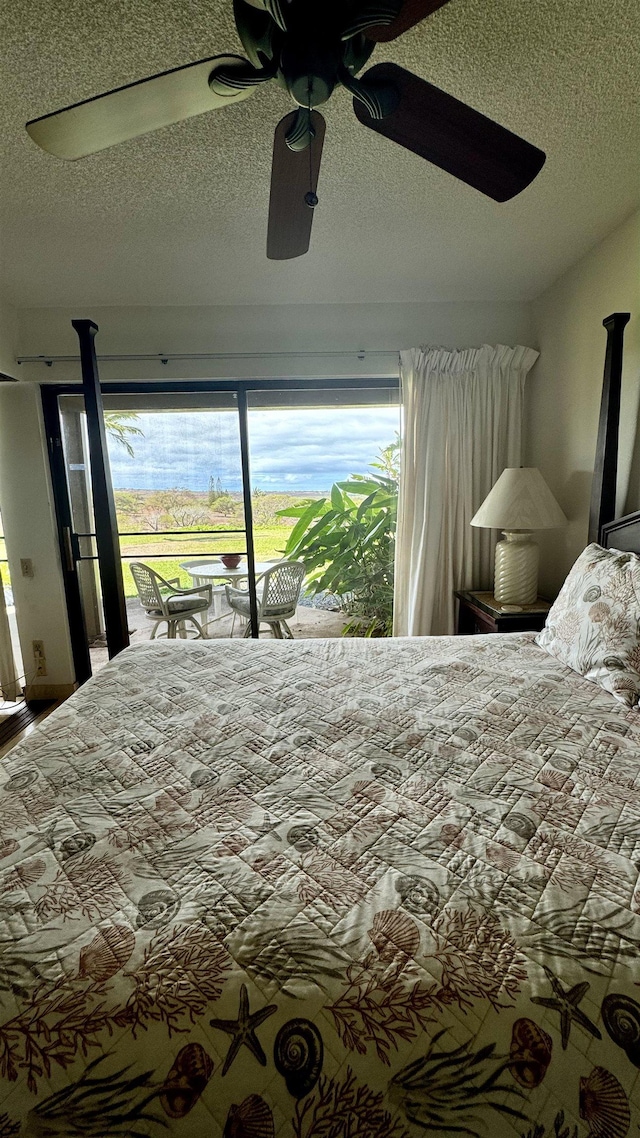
[[89, 595, 349, 672]]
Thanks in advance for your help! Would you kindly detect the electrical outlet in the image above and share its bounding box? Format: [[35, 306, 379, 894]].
[[32, 640, 47, 677], [20, 558, 34, 578]]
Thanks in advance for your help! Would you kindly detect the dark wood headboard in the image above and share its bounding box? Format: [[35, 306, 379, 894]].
[[589, 311, 632, 545], [601, 512, 640, 552]]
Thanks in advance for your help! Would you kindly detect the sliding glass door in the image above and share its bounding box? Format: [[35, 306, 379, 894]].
[[46, 390, 254, 674], [247, 386, 400, 638], [43, 378, 399, 681]]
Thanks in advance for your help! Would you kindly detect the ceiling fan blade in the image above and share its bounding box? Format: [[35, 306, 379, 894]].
[[353, 62, 545, 201], [366, 0, 451, 42], [26, 54, 255, 160], [267, 110, 326, 260]]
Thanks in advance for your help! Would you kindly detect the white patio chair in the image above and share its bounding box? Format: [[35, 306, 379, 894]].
[[130, 562, 212, 640], [179, 561, 229, 623], [225, 560, 305, 639]]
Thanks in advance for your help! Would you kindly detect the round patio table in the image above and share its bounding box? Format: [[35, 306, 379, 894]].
[[179, 560, 274, 630], [179, 560, 273, 584]]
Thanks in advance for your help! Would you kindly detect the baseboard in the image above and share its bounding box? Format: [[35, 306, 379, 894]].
[[24, 682, 77, 703]]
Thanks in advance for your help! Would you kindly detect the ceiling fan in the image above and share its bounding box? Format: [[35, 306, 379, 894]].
[[26, 0, 546, 261]]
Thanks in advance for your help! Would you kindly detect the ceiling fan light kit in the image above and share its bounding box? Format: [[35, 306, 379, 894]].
[[25, 0, 546, 260]]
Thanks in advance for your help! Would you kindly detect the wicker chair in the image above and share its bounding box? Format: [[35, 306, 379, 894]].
[[178, 561, 229, 624], [225, 561, 305, 639], [130, 562, 212, 640]]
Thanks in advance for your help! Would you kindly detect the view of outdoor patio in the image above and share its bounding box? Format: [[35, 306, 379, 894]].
[[59, 391, 400, 670]]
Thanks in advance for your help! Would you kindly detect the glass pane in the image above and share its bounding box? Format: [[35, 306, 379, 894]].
[[246, 386, 400, 639], [58, 397, 108, 671], [60, 392, 247, 668]]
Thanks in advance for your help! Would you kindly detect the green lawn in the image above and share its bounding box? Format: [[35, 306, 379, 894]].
[[0, 526, 295, 599], [118, 524, 293, 596], [0, 538, 9, 589]]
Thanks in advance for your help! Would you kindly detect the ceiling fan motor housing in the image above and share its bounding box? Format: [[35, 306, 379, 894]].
[[280, 39, 339, 106], [235, 0, 375, 106]]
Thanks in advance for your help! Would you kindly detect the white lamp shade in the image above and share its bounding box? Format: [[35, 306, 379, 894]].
[[470, 467, 568, 531]]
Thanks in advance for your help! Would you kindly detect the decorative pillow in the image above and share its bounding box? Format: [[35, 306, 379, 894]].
[[536, 543, 640, 707]]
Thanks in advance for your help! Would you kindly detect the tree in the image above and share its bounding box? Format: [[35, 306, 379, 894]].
[[210, 493, 236, 518], [370, 432, 400, 481], [153, 488, 209, 529], [113, 490, 146, 525], [104, 412, 144, 458], [208, 475, 226, 505]]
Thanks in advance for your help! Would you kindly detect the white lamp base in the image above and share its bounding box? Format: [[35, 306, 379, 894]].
[[494, 532, 539, 605]]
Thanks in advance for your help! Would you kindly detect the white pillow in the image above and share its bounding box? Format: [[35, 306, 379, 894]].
[[536, 543, 640, 707]]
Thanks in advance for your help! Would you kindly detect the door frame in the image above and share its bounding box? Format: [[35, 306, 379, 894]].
[[42, 376, 400, 684], [73, 320, 130, 659], [41, 388, 92, 684]]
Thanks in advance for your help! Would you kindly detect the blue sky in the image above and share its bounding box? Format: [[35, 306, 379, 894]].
[[107, 407, 400, 492]]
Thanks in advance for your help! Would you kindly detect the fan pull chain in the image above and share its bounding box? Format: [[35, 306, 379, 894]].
[[304, 83, 318, 209]]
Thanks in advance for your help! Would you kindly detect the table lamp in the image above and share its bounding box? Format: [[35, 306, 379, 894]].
[[470, 468, 567, 605]]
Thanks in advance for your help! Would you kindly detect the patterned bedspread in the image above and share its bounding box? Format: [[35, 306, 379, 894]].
[[0, 633, 640, 1137]]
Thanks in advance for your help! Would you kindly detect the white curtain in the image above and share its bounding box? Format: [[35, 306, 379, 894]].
[[393, 343, 539, 637]]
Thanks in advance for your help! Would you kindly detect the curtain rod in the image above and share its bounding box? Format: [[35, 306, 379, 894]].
[[17, 349, 401, 366]]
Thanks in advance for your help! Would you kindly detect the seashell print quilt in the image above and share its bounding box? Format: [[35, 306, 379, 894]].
[[1, 634, 640, 1136]]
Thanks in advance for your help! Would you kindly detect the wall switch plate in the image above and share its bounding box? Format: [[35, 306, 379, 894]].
[[32, 640, 47, 677], [20, 558, 34, 578]]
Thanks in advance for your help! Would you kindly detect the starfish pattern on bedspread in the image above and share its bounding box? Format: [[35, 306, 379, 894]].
[[530, 967, 601, 1050], [209, 983, 277, 1074]]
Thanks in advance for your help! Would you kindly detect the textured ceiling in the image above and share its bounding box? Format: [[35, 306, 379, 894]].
[[0, 0, 638, 307]]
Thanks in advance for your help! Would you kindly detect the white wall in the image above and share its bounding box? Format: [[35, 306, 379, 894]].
[[4, 237, 639, 664], [16, 301, 533, 383], [526, 209, 640, 597], [4, 247, 640, 662], [0, 299, 17, 380], [0, 384, 75, 697], [4, 297, 533, 682], [0, 305, 83, 696]]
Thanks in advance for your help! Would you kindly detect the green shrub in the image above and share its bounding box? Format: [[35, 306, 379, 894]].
[[278, 442, 398, 637]]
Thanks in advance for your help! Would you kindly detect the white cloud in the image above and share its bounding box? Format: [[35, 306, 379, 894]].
[[107, 405, 399, 492]]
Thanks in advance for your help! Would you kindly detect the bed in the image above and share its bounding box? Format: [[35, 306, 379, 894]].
[[2, 630, 640, 1138], [0, 313, 637, 1138]]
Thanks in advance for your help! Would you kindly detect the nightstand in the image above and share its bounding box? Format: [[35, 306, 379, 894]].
[[455, 590, 551, 635]]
